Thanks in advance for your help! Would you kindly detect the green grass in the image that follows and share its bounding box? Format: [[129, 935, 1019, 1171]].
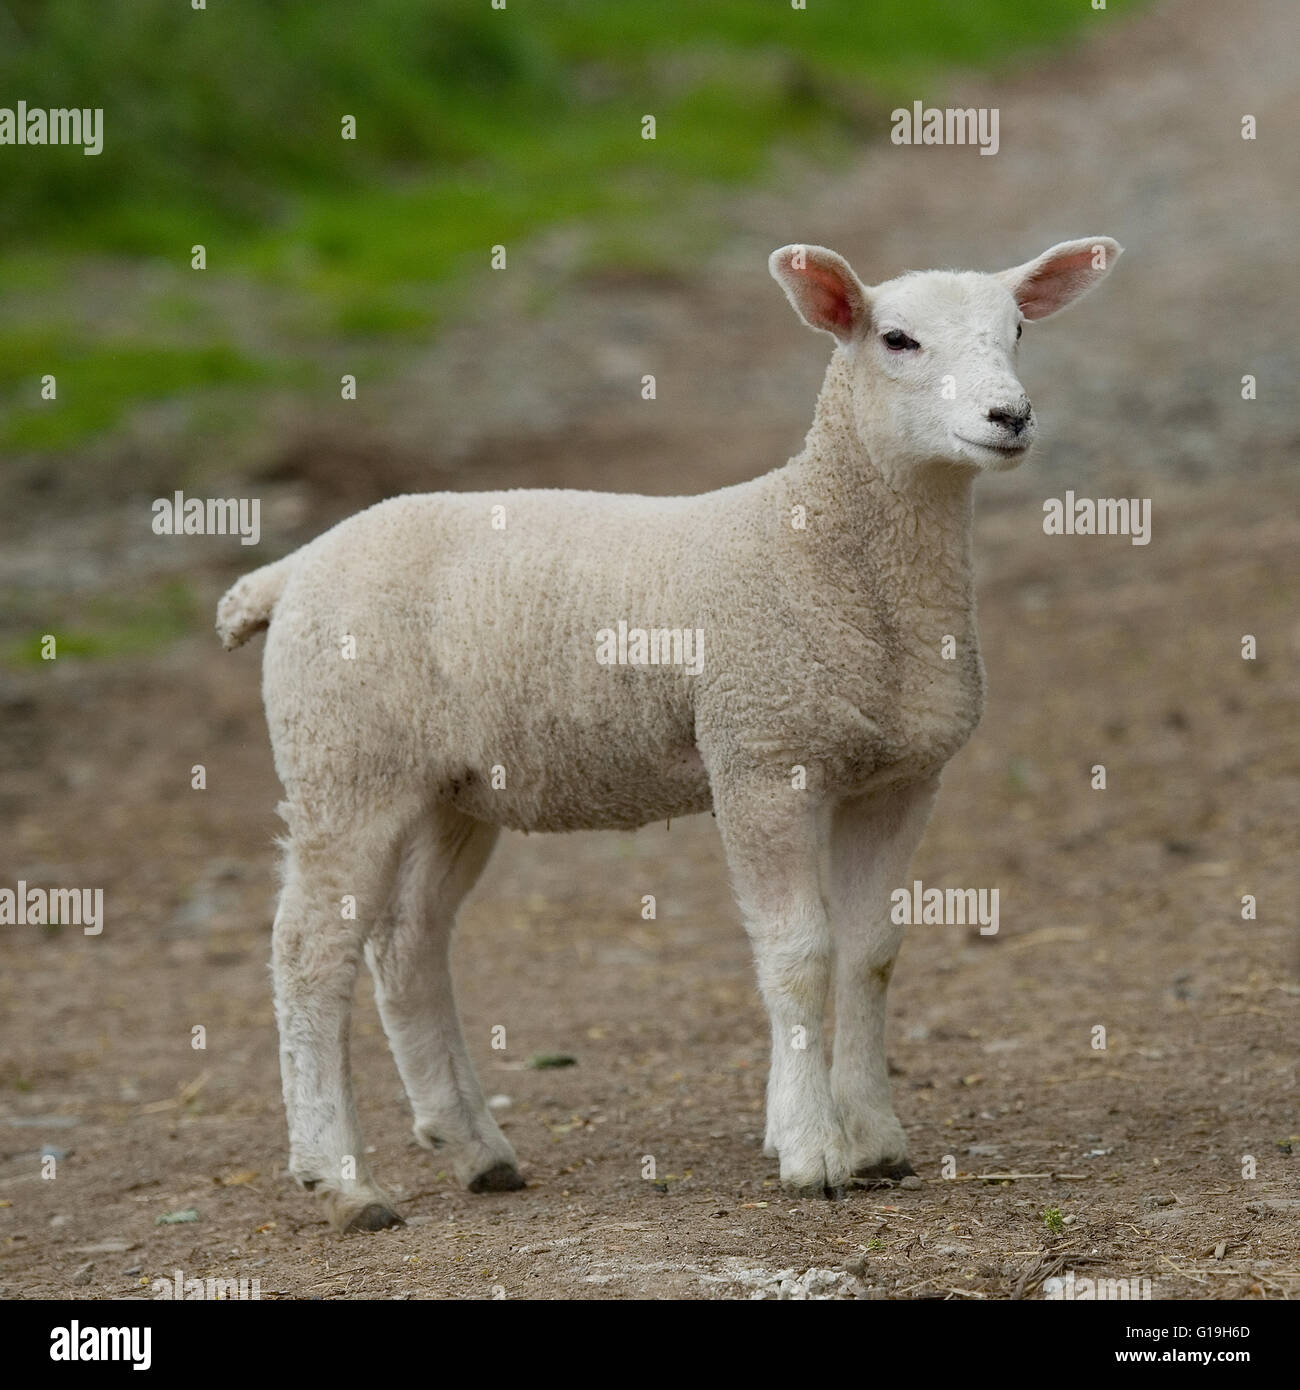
[[1, 580, 198, 667], [0, 0, 1142, 453], [1, 0, 1139, 265], [0, 337, 287, 449]]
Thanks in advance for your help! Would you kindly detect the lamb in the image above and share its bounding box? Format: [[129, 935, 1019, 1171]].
[[218, 235, 1122, 1232]]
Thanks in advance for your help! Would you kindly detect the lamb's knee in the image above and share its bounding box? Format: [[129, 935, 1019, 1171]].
[[752, 933, 832, 1010]]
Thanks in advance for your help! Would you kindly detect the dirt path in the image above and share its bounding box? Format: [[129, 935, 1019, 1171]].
[[1, 0, 1296, 1299]]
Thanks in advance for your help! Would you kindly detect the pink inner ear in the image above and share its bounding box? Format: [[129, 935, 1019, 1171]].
[[1017, 248, 1099, 318], [778, 258, 856, 330], [798, 261, 855, 329]]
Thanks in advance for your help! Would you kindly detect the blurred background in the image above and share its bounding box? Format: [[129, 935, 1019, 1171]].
[[0, 0, 1293, 648], [0, 0, 1150, 523], [0, 0, 1296, 1300]]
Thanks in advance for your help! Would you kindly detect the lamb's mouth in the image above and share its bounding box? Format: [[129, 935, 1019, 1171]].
[[953, 434, 1031, 458]]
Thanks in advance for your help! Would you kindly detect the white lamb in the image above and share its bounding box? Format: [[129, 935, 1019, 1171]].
[[218, 236, 1121, 1232]]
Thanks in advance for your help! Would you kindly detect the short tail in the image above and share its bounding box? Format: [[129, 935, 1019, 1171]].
[[216, 555, 295, 650]]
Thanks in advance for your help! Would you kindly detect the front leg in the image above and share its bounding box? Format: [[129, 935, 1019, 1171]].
[[713, 778, 848, 1195], [829, 778, 939, 1180]]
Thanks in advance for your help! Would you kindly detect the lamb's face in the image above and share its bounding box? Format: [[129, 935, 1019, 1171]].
[[852, 271, 1031, 475], [769, 237, 1122, 483]]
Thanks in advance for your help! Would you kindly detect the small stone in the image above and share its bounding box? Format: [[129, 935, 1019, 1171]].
[[154, 1207, 200, 1225], [899, 1175, 923, 1190]]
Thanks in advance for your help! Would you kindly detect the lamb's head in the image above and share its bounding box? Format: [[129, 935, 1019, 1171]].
[[770, 237, 1122, 478]]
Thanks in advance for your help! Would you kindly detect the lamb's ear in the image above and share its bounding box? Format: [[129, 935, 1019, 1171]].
[[998, 237, 1123, 321], [769, 244, 870, 343]]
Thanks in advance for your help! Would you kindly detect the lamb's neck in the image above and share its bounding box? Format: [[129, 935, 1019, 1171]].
[[784, 355, 977, 623]]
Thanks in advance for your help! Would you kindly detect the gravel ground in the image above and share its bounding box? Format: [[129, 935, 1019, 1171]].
[[0, 0, 1296, 1300]]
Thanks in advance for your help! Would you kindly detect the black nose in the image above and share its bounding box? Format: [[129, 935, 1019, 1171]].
[[987, 402, 1032, 436]]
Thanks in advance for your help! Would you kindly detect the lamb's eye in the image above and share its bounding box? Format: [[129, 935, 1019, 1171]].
[[883, 329, 920, 351], [1016, 323, 1023, 340]]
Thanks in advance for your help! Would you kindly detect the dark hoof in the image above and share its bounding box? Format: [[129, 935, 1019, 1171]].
[[467, 1161, 526, 1194], [853, 1160, 915, 1184], [344, 1203, 405, 1233], [782, 1182, 846, 1201]]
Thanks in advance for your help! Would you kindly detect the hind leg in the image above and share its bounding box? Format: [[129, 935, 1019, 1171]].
[[272, 805, 409, 1233], [364, 809, 524, 1193]]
